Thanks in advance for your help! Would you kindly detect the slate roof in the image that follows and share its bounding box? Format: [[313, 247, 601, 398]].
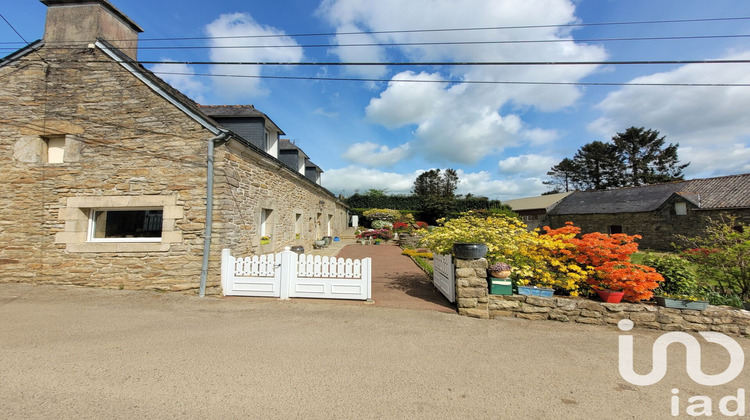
[[503, 192, 573, 212], [278, 138, 308, 157], [548, 173, 750, 215], [198, 105, 285, 135]]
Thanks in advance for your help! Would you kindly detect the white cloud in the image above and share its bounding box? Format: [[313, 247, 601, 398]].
[[341, 142, 411, 167], [322, 166, 416, 194], [497, 154, 557, 175], [205, 13, 304, 100], [313, 107, 339, 118], [455, 169, 547, 199], [150, 61, 207, 103], [319, 0, 607, 164], [321, 166, 547, 199], [588, 51, 750, 176]]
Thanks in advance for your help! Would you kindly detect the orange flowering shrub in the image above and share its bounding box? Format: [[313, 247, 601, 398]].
[[545, 223, 663, 302]]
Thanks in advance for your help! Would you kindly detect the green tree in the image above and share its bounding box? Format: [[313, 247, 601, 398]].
[[571, 141, 624, 190], [612, 126, 689, 186], [413, 169, 460, 198], [544, 158, 578, 192], [412, 169, 461, 224], [544, 127, 689, 192]]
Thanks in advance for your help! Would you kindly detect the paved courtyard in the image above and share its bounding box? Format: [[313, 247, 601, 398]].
[[1, 282, 748, 419]]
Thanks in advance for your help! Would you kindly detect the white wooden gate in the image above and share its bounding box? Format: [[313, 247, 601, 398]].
[[433, 253, 455, 303], [221, 248, 371, 301]]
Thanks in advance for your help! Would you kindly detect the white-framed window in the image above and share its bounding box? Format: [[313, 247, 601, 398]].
[[88, 208, 163, 242], [675, 202, 687, 216]]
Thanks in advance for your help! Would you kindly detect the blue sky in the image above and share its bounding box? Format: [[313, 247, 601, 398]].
[[3, 0, 750, 199]]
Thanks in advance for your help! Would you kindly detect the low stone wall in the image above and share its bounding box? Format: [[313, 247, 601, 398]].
[[489, 295, 750, 336], [454, 257, 750, 337]]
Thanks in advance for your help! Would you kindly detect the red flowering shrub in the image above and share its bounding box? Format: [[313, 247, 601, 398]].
[[545, 222, 663, 302], [415, 221, 429, 230]]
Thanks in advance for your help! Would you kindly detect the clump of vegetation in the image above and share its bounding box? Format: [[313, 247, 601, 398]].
[[402, 248, 434, 259], [677, 215, 750, 304], [642, 254, 697, 296]]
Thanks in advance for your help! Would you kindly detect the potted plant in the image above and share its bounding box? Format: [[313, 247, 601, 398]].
[[488, 262, 512, 279], [488, 262, 513, 295], [260, 235, 271, 245]]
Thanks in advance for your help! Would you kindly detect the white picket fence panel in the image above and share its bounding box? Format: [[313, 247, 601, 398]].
[[433, 253, 455, 303], [221, 248, 371, 301]]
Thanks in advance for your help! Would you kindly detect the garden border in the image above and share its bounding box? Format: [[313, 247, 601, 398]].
[[454, 258, 750, 337]]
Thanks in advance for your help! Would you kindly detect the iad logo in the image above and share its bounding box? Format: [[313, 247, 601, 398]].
[[618, 319, 746, 417]]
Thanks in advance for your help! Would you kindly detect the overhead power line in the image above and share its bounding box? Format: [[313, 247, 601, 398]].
[[2, 15, 749, 46], [151, 70, 750, 87], [135, 59, 750, 66], [3, 33, 748, 51], [88, 15, 750, 41]]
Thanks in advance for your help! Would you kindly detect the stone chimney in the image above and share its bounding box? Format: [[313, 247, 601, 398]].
[[40, 0, 143, 60]]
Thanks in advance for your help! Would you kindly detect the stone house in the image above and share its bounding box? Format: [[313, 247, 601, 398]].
[[0, 0, 347, 293], [503, 191, 572, 230], [545, 174, 750, 250]]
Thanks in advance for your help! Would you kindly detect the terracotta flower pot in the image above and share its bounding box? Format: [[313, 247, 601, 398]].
[[596, 289, 624, 303]]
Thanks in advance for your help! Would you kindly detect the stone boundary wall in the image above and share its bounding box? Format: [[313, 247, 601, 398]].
[[455, 258, 750, 337]]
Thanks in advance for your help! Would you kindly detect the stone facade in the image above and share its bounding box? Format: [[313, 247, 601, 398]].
[[546, 207, 750, 250], [453, 258, 750, 336], [0, 44, 346, 293]]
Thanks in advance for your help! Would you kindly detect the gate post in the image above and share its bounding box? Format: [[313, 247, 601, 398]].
[[455, 257, 489, 319], [221, 249, 232, 296], [279, 247, 297, 300]]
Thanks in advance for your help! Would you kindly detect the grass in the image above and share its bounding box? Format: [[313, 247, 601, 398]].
[[412, 255, 434, 277]]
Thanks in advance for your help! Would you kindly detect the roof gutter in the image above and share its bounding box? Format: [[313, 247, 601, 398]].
[[199, 129, 230, 297]]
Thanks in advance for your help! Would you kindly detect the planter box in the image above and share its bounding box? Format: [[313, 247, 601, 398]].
[[654, 296, 709, 311], [517, 286, 554, 297], [489, 279, 512, 295]]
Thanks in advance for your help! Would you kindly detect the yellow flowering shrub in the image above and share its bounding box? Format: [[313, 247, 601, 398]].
[[401, 249, 434, 259], [419, 211, 591, 295]]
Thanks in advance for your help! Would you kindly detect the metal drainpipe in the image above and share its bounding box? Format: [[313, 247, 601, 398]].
[[199, 130, 230, 297]]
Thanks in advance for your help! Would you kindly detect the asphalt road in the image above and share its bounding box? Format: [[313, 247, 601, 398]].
[[1, 283, 748, 419]]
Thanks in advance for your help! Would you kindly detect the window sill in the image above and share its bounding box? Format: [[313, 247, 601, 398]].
[[67, 242, 172, 253]]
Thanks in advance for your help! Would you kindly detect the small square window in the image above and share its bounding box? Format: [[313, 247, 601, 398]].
[[674, 202, 687, 216], [89, 209, 163, 242], [609, 225, 623, 234]]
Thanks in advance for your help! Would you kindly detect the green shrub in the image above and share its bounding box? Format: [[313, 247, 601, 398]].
[[371, 220, 393, 229], [642, 254, 696, 295], [696, 287, 743, 308], [363, 208, 401, 222]]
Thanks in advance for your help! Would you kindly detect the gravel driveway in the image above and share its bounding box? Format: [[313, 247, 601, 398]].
[[1, 283, 748, 419]]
